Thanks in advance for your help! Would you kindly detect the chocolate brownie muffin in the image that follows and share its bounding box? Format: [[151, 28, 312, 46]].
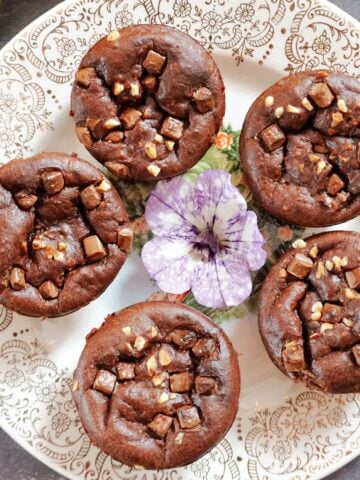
[[259, 231, 360, 393], [0, 153, 131, 318], [71, 24, 225, 181], [240, 70, 360, 227], [73, 302, 240, 469]]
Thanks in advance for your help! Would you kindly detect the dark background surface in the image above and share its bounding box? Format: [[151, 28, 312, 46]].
[[0, 0, 359, 479]]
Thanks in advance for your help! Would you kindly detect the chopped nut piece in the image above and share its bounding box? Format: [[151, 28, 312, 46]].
[[309, 246, 319, 258], [15, 191, 38, 210], [260, 124, 286, 152], [150, 326, 158, 338], [352, 345, 360, 366], [345, 267, 360, 289], [116, 362, 135, 381], [134, 335, 147, 351], [113, 82, 125, 96], [144, 142, 157, 160], [192, 338, 217, 358], [316, 262, 325, 279], [20, 241, 28, 254], [159, 349, 172, 366], [177, 406, 201, 429], [345, 288, 360, 300], [93, 369, 116, 395], [301, 97, 314, 111], [39, 280, 59, 300], [309, 82, 334, 108], [309, 154, 320, 163], [152, 371, 169, 387], [117, 227, 133, 253], [81, 184, 101, 210], [122, 326, 132, 337], [120, 108, 142, 129], [279, 268, 287, 278], [265, 96, 274, 107], [105, 162, 129, 178], [311, 311, 322, 321], [337, 98, 348, 113], [331, 111, 344, 128], [171, 330, 197, 349], [147, 164, 161, 177], [195, 376, 217, 395], [292, 239, 307, 249], [169, 393, 176, 400], [311, 301, 323, 313], [130, 81, 141, 97], [10, 267, 26, 291], [282, 340, 306, 372], [316, 159, 327, 174], [32, 237, 45, 250], [97, 179, 111, 192], [161, 117, 184, 141], [75, 67, 95, 87], [71, 379, 79, 392], [193, 87, 215, 113], [321, 303, 344, 323], [332, 255, 342, 271], [105, 131, 124, 143], [341, 257, 348, 267], [325, 260, 334, 271], [274, 106, 284, 118], [107, 30, 120, 42], [41, 171, 64, 194], [320, 322, 334, 333], [83, 235, 106, 262], [170, 372, 193, 393], [286, 104, 301, 114], [142, 75, 157, 92], [76, 127, 93, 148], [327, 174, 345, 196], [343, 318, 353, 328], [148, 414, 172, 438], [287, 253, 313, 279], [147, 355, 158, 376], [154, 134, 163, 143], [53, 250, 64, 262], [103, 117, 121, 130], [175, 432, 184, 444], [143, 49, 166, 74], [157, 391, 169, 404], [165, 140, 175, 151], [58, 241, 67, 251]]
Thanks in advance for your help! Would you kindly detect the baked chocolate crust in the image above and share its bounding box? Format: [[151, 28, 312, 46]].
[[71, 24, 225, 181], [0, 152, 130, 317], [73, 302, 240, 469], [259, 231, 360, 393], [240, 70, 360, 227]]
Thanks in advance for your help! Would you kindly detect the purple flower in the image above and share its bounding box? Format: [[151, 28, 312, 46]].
[[142, 170, 266, 308]]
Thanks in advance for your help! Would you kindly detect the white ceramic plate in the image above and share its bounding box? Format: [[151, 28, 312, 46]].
[[0, 0, 359, 479]]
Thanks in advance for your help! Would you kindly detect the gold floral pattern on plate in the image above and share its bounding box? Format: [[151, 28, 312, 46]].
[[0, 1, 359, 480]]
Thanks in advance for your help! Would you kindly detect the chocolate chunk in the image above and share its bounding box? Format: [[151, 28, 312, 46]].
[[287, 253, 313, 279], [38, 280, 59, 300], [117, 227, 133, 253], [120, 108, 142, 130], [327, 174, 345, 196], [10, 268, 26, 291], [83, 235, 107, 262], [171, 330, 197, 349], [143, 50, 166, 75], [105, 162, 129, 178], [15, 191, 38, 210], [195, 376, 217, 395], [260, 124, 286, 152], [147, 414, 173, 438], [160, 117, 184, 141], [309, 83, 334, 108], [193, 87, 215, 113], [80, 185, 101, 210], [75, 67, 96, 87], [177, 406, 201, 429], [321, 303, 344, 323], [170, 372, 193, 393], [282, 339, 306, 372], [346, 267, 360, 289], [76, 127, 93, 148], [192, 338, 218, 358], [93, 369, 116, 395], [116, 362, 135, 381], [105, 131, 124, 143], [41, 171, 65, 194], [142, 75, 157, 92], [352, 345, 360, 366]]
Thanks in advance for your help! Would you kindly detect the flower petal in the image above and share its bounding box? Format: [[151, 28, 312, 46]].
[[191, 252, 253, 308], [142, 237, 197, 294]]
